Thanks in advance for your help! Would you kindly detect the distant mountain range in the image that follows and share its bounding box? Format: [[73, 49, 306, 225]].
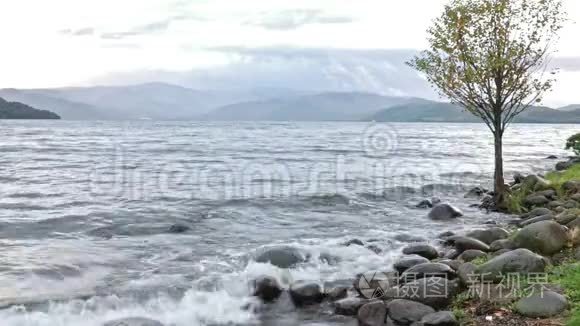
[[0, 83, 579, 123], [0, 97, 60, 119]]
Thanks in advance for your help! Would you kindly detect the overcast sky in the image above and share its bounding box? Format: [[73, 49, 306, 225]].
[[0, 0, 579, 106]]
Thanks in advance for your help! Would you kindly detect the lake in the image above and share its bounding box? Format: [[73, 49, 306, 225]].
[[0, 121, 576, 326]]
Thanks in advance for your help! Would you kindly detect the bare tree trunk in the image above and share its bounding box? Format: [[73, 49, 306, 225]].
[[493, 131, 506, 208]]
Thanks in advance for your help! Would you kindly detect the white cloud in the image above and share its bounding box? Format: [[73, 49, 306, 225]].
[[0, 0, 579, 105]]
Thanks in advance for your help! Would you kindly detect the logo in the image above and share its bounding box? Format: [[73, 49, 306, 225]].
[[356, 271, 392, 299]]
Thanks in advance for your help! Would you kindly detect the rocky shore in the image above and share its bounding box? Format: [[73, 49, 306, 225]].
[[100, 157, 580, 326]]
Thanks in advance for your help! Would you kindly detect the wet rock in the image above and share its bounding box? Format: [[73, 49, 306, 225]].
[[512, 172, 525, 184], [428, 204, 463, 220], [416, 199, 433, 209], [397, 277, 460, 309], [513, 221, 568, 255], [366, 245, 382, 254], [437, 259, 461, 271], [387, 299, 435, 325], [354, 272, 398, 299], [520, 207, 552, 219], [254, 246, 308, 268], [548, 201, 564, 209], [519, 214, 554, 227], [457, 262, 477, 287], [457, 250, 487, 263], [393, 255, 430, 274], [419, 311, 459, 326], [103, 318, 164, 326], [443, 249, 460, 260], [344, 239, 364, 247], [524, 194, 549, 206], [537, 189, 557, 199], [464, 186, 487, 198], [400, 263, 456, 283], [394, 234, 427, 243], [357, 301, 387, 326], [402, 244, 439, 260], [564, 200, 579, 209], [515, 290, 568, 318], [450, 236, 490, 252], [323, 280, 350, 301], [437, 231, 455, 239], [289, 281, 324, 307], [546, 155, 558, 159], [252, 276, 283, 302], [167, 223, 190, 234], [479, 195, 494, 210], [334, 297, 367, 316], [489, 239, 517, 252], [475, 249, 546, 282], [465, 227, 509, 245], [556, 161, 573, 171]]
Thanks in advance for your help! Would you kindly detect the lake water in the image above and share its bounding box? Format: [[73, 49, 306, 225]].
[[0, 121, 576, 326]]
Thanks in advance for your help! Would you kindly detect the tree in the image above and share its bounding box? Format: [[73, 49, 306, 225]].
[[408, 0, 566, 209]]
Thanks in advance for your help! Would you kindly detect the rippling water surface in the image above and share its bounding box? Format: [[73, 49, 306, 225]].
[[0, 121, 576, 326]]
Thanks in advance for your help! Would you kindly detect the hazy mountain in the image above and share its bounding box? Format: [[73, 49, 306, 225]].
[[559, 104, 580, 112], [368, 100, 580, 123], [0, 89, 107, 120], [204, 92, 421, 121], [0, 97, 60, 119]]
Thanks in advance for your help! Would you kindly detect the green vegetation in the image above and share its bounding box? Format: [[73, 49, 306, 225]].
[[566, 133, 580, 156], [470, 255, 490, 266], [549, 261, 580, 325], [408, 0, 566, 206], [546, 164, 580, 196], [452, 292, 474, 324]]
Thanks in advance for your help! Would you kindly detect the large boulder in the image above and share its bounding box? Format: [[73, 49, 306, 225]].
[[464, 186, 487, 198], [513, 221, 568, 255], [324, 280, 351, 301], [520, 207, 552, 219], [515, 290, 568, 318], [357, 301, 387, 326], [465, 227, 509, 245], [524, 194, 549, 206], [289, 281, 324, 307], [475, 249, 546, 282], [387, 299, 435, 325], [419, 311, 459, 326], [397, 277, 460, 309], [103, 318, 164, 326], [457, 262, 477, 287], [556, 161, 573, 171], [252, 276, 283, 302], [334, 297, 368, 316], [400, 263, 456, 283], [254, 246, 308, 268], [402, 244, 439, 260], [393, 255, 430, 274], [428, 204, 463, 220], [519, 214, 554, 227]]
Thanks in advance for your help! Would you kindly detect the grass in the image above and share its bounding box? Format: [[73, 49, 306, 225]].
[[549, 260, 580, 326], [505, 163, 580, 214], [545, 164, 580, 198], [471, 255, 490, 266]]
